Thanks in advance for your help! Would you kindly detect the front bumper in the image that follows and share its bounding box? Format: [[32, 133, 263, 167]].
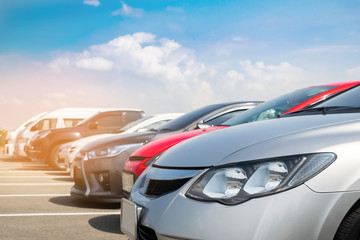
[[4, 143, 14, 156], [70, 150, 134, 203], [14, 142, 28, 157], [130, 183, 360, 240]]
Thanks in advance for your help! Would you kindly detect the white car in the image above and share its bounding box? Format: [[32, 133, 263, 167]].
[[56, 113, 183, 175], [13, 108, 107, 158], [4, 112, 47, 157], [122, 85, 360, 240], [119, 113, 184, 134]]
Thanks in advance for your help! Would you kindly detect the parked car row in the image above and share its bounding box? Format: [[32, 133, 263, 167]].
[[120, 82, 360, 240], [69, 81, 360, 203], [70, 101, 262, 202], [5, 80, 360, 239]]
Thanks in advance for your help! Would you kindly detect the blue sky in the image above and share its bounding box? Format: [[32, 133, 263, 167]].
[[1, 0, 360, 130]]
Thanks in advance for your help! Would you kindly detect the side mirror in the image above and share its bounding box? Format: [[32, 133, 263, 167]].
[[197, 121, 210, 129], [89, 122, 99, 130]]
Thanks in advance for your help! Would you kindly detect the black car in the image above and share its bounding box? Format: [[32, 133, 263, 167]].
[[70, 101, 262, 202], [26, 109, 145, 170]]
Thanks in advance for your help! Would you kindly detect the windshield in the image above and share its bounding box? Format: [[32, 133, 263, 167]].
[[117, 116, 153, 132], [315, 85, 360, 108], [156, 103, 233, 131], [223, 86, 335, 126]]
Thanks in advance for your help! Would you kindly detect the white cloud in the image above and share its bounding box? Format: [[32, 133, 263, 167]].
[[83, 0, 100, 7], [227, 70, 245, 81], [238, 60, 304, 82], [47, 33, 308, 112], [49, 57, 70, 72], [75, 57, 114, 71], [112, 2, 145, 18], [294, 45, 360, 54], [346, 66, 360, 78], [51, 32, 204, 82], [47, 32, 212, 112], [218, 60, 306, 100]]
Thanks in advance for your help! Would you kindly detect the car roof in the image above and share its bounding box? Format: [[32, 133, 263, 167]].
[[155, 101, 262, 132]]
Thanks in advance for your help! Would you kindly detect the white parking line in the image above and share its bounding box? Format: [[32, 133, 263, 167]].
[[0, 194, 71, 197], [0, 212, 120, 217], [0, 183, 73, 186]]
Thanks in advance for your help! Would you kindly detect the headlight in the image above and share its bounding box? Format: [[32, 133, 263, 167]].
[[186, 153, 336, 205], [86, 143, 143, 160], [58, 146, 69, 154]]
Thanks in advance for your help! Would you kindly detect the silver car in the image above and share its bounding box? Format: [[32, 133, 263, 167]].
[[122, 85, 360, 240]]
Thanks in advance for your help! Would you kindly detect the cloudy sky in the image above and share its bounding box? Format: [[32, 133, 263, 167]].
[[1, 0, 360, 130]]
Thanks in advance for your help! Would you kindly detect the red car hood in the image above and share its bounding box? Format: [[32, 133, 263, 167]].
[[132, 126, 227, 158]]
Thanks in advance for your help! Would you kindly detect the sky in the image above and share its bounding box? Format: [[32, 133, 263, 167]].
[[1, 0, 360, 130]]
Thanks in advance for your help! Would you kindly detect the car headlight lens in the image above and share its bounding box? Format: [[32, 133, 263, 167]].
[[58, 146, 69, 154], [186, 153, 336, 205], [86, 143, 143, 160]]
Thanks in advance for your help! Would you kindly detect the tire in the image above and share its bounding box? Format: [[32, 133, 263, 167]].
[[48, 144, 67, 171], [334, 207, 360, 240]]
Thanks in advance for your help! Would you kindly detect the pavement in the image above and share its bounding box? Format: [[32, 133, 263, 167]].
[[0, 154, 129, 240]]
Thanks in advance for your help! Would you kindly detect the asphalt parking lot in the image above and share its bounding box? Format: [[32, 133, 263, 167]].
[[0, 151, 128, 240]]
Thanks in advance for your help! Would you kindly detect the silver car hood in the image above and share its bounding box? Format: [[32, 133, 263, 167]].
[[154, 113, 360, 168]]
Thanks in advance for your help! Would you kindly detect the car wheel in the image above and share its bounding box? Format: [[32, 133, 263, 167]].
[[49, 144, 67, 171], [334, 207, 360, 240]]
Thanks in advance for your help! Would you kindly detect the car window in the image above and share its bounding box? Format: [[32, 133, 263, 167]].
[[155, 103, 232, 131], [223, 86, 335, 126], [120, 116, 153, 131], [204, 110, 246, 126], [64, 119, 83, 127], [137, 120, 171, 132], [34, 119, 57, 130], [97, 115, 124, 128]]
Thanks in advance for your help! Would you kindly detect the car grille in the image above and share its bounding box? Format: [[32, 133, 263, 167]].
[[138, 225, 157, 240], [74, 161, 86, 191], [145, 178, 191, 197], [69, 147, 76, 153]]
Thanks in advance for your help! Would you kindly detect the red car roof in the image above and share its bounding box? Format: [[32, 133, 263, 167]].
[[133, 126, 226, 158]]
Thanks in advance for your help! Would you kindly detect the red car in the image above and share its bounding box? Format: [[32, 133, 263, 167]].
[[122, 81, 360, 196]]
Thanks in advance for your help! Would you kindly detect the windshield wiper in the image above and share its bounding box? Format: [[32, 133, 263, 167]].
[[148, 128, 159, 132], [157, 128, 173, 132], [283, 106, 360, 117]]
